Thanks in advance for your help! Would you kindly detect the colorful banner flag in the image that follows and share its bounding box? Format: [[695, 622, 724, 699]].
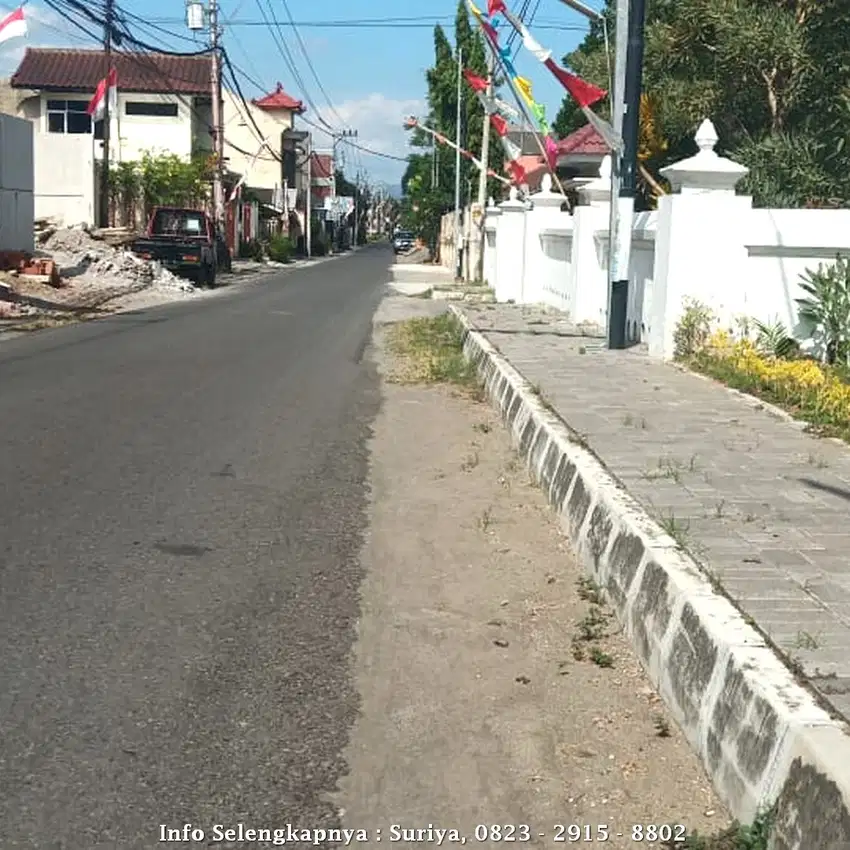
[[464, 0, 564, 190], [491, 4, 621, 151]]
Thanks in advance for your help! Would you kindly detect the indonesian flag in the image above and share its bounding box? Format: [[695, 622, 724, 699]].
[[87, 68, 118, 121], [0, 6, 26, 43]]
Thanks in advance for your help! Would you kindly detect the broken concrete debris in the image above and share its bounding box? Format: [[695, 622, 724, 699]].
[[0, 221, 200, 326]]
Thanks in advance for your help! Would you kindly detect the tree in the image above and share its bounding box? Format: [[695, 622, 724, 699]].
[[403, 1, 510, 255], [552, 0, 850, 207]]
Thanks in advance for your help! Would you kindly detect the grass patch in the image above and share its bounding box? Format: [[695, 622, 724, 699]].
[[386, 313, 482, 396], [659, 513, 691, 547], [589, 647, 614, 668]]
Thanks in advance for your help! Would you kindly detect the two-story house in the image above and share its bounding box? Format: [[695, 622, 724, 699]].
[[6, 47, 306, 236]]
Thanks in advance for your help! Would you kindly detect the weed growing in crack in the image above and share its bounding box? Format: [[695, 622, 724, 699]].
[[478, 507, 494, 533], [791, 630, 821, 651], [576, 576, 604, 605], [589, 647, 614, 668], [659, 513, 691, 548], [576, 606, 608, 642], [653, 715, 672, 738]]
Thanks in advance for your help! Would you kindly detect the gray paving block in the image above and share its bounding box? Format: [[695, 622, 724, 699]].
[[460, 304, 850, 724]]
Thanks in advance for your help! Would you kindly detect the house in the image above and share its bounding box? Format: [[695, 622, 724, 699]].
[[223, 82, 302, 199], [10, 48, 215, 162], [556, 124, 608, 190], [6, 48, 216, 225], [7, 48, 306, 247]]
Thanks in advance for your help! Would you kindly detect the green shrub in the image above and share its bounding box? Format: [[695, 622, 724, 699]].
[[267, 235, 294, 263], [239, 238, 264, 261], [312, 237, 328, 257]]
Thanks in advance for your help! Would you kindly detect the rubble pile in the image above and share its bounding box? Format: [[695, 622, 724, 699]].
[[42, 225, 196, 293]]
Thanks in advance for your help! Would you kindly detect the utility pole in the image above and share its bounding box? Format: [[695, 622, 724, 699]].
[[608, 0, 646, 348], [306, 134, 312, 257], [453, 46, 463, 281], [332, 128, 356, 249], [476, 54, 495, 283], [209, 0, 224, 233], [99, 0, 114, 228], [605, 0, 629, 349]]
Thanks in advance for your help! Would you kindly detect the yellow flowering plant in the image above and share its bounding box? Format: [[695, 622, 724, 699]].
[[676, 302, 850, 441]]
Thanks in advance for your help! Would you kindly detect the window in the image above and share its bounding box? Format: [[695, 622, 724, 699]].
[[46, 99, 92, 134], [125, 101, 179, 117], [151, 209, 206, 237]]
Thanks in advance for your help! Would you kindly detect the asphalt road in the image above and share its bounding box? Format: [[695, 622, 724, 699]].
[[0, 246, 389, 848]]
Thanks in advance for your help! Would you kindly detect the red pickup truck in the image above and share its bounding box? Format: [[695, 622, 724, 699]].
[[131, 206, 232, 286]]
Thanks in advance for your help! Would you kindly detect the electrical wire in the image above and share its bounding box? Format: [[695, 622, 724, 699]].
[[33, 0, 405, 171], [277, 0, 346, 129], [145, 15, 586, 31], [253, 0, 337, 133]]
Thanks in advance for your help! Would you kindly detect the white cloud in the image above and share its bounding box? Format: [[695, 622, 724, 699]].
[[307, 92, 425, 189]]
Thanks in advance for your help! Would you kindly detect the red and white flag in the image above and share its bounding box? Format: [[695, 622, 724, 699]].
[[87, 67, 118, 121], [0, 6, 27, 44]]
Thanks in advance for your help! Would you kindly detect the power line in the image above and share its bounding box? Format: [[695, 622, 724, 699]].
[[144, 15, 587, 31], [252, 0, 337, 132], [278, 0, 346, 128]]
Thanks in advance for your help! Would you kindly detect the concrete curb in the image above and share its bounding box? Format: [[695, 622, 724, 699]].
[[449, 305, 850, 850]]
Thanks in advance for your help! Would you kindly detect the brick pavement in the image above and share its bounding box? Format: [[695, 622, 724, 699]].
[[459, 303, 850, 722]]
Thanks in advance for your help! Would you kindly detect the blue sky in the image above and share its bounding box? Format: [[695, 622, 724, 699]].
[[0, 0, 598, 189]]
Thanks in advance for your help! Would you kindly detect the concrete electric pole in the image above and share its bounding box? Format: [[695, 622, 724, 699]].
[[332, 129, 357, 249], [99, 0, 114, 228], [209, 0, 224, 233], [607, 0, 646, 348], [453, 46, 463, 281], [475, 54, 495, 284], [306, 133, 312, 257]]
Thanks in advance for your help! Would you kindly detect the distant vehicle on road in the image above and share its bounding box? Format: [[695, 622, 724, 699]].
[[132, 207, 232, 286], [393, 230, 415, 254]]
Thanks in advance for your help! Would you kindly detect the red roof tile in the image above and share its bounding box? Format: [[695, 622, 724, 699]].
[[10, 48, 212, 95], [557, 124, 608, 156], [253, 82, 304, 112]]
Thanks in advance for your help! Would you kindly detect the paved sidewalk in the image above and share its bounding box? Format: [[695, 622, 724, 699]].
[[457, 303, 850, 722]]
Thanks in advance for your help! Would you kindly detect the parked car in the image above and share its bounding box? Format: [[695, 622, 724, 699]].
[[393, 230, 415, 254], [131, 207, 232, 286]]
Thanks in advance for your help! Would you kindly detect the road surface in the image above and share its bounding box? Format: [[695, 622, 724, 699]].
[[0, 247, 387, 848]]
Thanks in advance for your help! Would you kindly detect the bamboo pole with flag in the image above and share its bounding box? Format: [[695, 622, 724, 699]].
[[466, 0, 567, 196], [86, 67, 118, 123], [404, 116, 511, 186], [464, 70, 531, 188], [0, 5, 27, 44]]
